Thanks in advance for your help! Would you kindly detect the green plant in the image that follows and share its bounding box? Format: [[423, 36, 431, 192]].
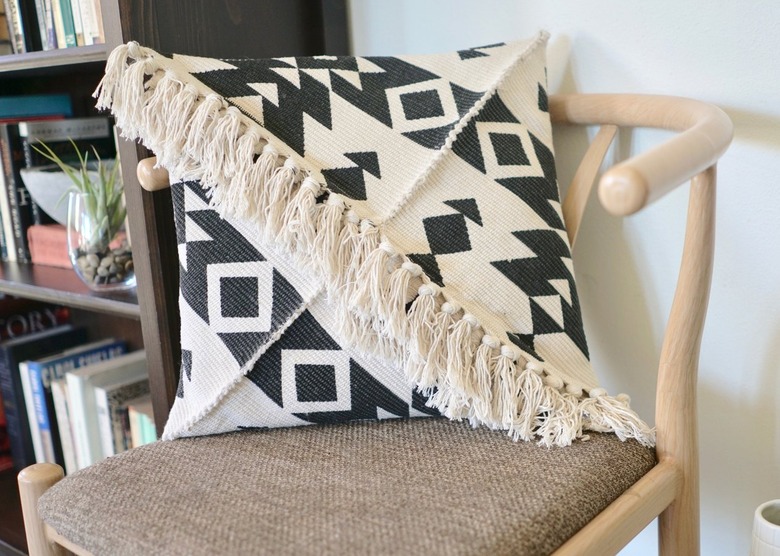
[[33, 140, 125, 248]]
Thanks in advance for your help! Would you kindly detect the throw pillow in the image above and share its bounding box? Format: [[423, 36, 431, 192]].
[[97, 32, 654, 447]]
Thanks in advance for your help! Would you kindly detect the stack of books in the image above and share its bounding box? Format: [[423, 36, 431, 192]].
[[2, 0, 104, 54], [0, 91, 115, 265], [0, 295, 150, 472]]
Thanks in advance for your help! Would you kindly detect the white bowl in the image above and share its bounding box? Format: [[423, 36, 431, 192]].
[[20, 160, 116, 226]]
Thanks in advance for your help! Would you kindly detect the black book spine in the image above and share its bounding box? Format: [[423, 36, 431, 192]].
[[0, 123, 42, 262], [0, 345, 34, 470], [17, 0, 41, 51]]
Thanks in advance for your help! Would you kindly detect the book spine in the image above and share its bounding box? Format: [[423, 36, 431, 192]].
[[0, 152, 13, 262], [0, 349, 34, 470], [0, 305, 68, 341], [58, 0, 74, 47], [91, 0, 101, 44], [94, 384, 114, 457], [0, 94, 71, 119], [50, 379, 76, 474], [27, 362, 62, 464], [143, 415, 156, 444], [64, 373, 92, 469], [0, 172, 9, 261], [32, 0, 48, 50], [42, 0, 55, 48], [3, 0, 24, 53], [19, 362, 45, 463], [128, 405, 142, 448], [96, 379, 148, 455], [18, 0, 42, 51], [50, 0, 64, 49], [0, 124, 40, 261], [28, 225, 71, 269], [79, 0, 96, 45]]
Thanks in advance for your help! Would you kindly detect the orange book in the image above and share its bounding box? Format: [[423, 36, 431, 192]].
[[27, 224, 71, 269]]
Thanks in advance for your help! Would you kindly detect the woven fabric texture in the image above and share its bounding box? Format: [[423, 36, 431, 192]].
[[39, 418, 656, 556], [97, 33, 654, 446]]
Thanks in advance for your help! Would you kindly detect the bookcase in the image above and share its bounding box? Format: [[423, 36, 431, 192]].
[[0, 0, 348, 552]]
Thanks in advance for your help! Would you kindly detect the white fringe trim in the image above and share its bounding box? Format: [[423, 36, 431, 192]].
[[96, 39, 655, 448]]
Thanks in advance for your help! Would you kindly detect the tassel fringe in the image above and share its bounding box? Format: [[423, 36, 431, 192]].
[[95, 43, 655, 448]]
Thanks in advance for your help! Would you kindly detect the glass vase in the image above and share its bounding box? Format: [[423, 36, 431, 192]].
[[67, 191, 136, 291]]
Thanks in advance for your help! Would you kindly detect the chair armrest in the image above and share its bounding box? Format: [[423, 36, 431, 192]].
[[549, 94, 733, 215]]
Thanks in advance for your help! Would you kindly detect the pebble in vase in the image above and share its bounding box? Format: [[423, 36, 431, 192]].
[[753, 500, 780, 556]]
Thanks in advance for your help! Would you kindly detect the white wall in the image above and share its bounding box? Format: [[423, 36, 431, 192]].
[[349, 2, 780, 554]]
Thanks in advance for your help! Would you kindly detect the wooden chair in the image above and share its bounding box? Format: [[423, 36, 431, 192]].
[[17, 93, 732, 556]]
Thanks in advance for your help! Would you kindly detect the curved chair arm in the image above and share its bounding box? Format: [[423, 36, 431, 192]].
[[549, 94, 733, 215]]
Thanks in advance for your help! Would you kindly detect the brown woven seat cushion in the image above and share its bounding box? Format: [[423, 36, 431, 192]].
[[39, 418, 656, 556]]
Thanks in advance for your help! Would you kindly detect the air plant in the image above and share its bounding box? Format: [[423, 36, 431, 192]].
[[32, 140, 125, 249]]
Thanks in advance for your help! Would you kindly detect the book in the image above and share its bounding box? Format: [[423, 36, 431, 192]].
[[0, 94, 72, 120], [28, 223, 69, 268], [50, 0, 65, 49], [0, 325, 85, 470], [24, 338, 126, 466], [79, 0, 98, 45], [90, 0, 102, 44], [94, 369, 149, 457], [0, 393, 12, 471], [50, 377, 73, 472], [0, 295, 70, 340], [3, 0, 25, 53], [127, 393, 155, 448], [32, 0, 47, 50], [18, 116, 115, 167], [0, 2, 14, 55], [0, 123, 51, 262], [67, 350, 146, 469], [70, 0, 82, 45], [0, 155, 10, 260], [18, 361, 43, 464], [32, 0, 56, 50], [58, 0, 75, 47]]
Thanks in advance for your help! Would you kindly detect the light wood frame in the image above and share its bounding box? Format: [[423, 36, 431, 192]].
[[17, 93, 732, 556]]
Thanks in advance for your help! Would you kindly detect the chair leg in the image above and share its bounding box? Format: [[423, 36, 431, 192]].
[[18, 463, 66, 556], [658, 464, 699, 555]]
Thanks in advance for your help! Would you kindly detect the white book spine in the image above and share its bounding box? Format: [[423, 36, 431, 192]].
[[51, 379, 77, 475], [94, 385, 115, 457], [76, 0, 95, 45], [66, 373, 101, 469]]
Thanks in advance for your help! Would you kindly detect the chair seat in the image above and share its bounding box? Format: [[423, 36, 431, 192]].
[[38, 418, 656, 556]]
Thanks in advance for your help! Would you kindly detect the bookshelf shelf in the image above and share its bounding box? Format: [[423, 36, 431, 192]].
[[0, 261, 140, 319], [0, 44, 107, 75], [0, 1, 349, 553]]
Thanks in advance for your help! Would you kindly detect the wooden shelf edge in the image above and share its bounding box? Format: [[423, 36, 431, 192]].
[[0, 262, 140, 319], [0, 44, 107, 74]]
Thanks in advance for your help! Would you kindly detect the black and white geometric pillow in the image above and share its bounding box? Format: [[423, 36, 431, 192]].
[[98, 32, 654, 446]]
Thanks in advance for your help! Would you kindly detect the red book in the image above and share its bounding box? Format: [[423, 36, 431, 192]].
[[28, 224, 71, 269]]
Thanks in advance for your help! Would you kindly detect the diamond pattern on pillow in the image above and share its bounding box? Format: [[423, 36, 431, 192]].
[[98, 32, 654, 447], [168, 181, 434, 437]]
